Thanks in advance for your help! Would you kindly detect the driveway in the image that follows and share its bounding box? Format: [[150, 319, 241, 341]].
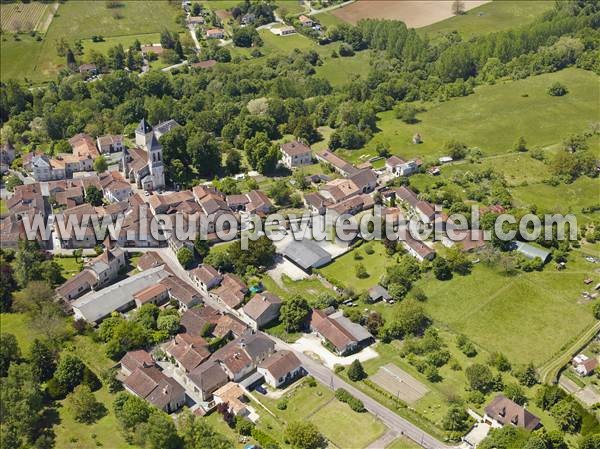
[[266, 256, 309, 285], [290, 333, 378, 369]]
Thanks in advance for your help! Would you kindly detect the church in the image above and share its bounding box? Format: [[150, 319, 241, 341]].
[[121, 119, 179, 191]]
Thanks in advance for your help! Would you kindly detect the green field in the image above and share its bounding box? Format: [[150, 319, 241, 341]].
[[387, 438, 422, 449], [416, 260, 597, 366], [336, 68, 600, 163], [318, 241, 392, 293], [316, 50, 372, 87], [1, 1, 182, 83], [313, 10, 347, 28], [421, 0, 555, 39]]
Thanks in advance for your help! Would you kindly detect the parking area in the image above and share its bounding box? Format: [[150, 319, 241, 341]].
[[370, 363, 429, 405], [290, 333, 378, 369]]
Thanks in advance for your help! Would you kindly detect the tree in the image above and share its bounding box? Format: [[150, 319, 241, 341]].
[[394, 103, 418, 123], [144, 410, 182, 449], [432, 257, 452, 280], [443, 405, 470, 431], [0, 333, 21, 377], [347, 359, 367, 381], [444, 139, 468, 160], [67, 384, 105, 423], [114, 392, 151, 430], [177, 247, 194, 269], [5, 174, 23, 192], [514, 136, 527, 152], [285, 421, 326, 449], [29, 338, 56, 382], [551, 399, 581, 433], [488, 352, 511, 372], [355, 262, 368, 279], [579, 434, 600, 449], [157, 314, 180, 335], [548, 82, 568, 96], [280, 295, 310, 332], [54, 353, 85, 392], [514, 363, 538, 387], [523, 436, 548, 449], [504, 382, 526, 405], [446, 246, 472, 275], [535, 384, 565, 410], [465, 363, 494, 393], [194, 236, 210, 261], [268, 179, 293, 206], [93, 155, 108, 173], [592, 302, 600, 319], [452, 0, 465, 15]]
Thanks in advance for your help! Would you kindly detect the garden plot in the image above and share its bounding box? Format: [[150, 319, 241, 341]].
[[371, 363, 429, 405]]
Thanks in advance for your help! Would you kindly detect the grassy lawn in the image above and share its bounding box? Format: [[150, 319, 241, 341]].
[[421, 1, 555, 40], [415, 261, 597, 366], [0, 313, 40, 350], [316, 50, 372, 87], [0, 198, 7, 215], [338, 68, 599, 163], [308, 399, 386, 449], [55, 256, 83, 279], [387, 437, 422, 449], [262, 274, 335, 304], [313, 10, 347, 28], [318, 241, 392, 293]]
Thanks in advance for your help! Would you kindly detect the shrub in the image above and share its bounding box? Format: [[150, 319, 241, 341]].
[[277, 398, 288, 410], [305, 376, 317, 387], [548, 82, 568, 96], [335, 388, 365, 412], [251, 428, 280, 449], [235, 416, 255, 436], [347, 360, 367, 381]]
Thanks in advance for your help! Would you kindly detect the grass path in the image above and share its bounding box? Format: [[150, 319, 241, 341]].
[[538, 321, 600, 384]]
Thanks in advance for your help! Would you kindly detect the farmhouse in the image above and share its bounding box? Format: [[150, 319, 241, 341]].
[[243, 292, 282, 330], [484, 395, 541, 431], [385, 156, 420, 177], [280, 140, 312, 169], [258, 350, 304, 388], [279, 25, 296, 36]]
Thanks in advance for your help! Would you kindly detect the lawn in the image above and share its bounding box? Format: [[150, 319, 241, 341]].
[[313, 10, 347, 28], [308, 399, 386, 449], [318, 241, 392, 293], [415, 261, 597, 366], [316, 50, 372, 87], [337, 68, 600, 163], [387, 437, 421, 449], [0, 313, 40, 350], [55, 256, 83, 279], [262, 274, 335, 304], [420, 0, 555, 40]]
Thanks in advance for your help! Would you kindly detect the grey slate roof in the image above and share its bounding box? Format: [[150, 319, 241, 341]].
[[136, 119, 152, 134], [282, 239, 332, 270]]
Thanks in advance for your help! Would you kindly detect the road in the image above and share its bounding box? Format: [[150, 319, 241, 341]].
[[308, 0, 355, 15]]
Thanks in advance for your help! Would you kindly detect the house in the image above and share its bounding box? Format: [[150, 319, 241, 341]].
[[206, 28, 225, 39], [282, 239, 332, 271], [243, 292, 282, 330], [304, 192, 333, 215], [120, 350, 155, 376], [241, 12, 255, 24], [298, 15, 313, 27], [70, 133, 100, 159], [368, 285, 391, 303], [97, 135, 124, 154], [133, 283, 169, 308], [211, 274, 248, 309], [348, 169, 378, 194], [572, 354, 598, 376], [121, 119, 167, 192], [484, 395, 541, 431], [393, 186, 437, 224], [310, 309, 373, 356], [213, 314, 249, 339], [160, 276, 202, 311], [137, 251, 169, 272], [442, 229, 486, 252], [320, 178, 360, 203], [401, 233, 435, 262], [78, 63, 97, 77], [71, 266, 170, 323], [180, 305, 222, 336], [211, 332, 275, 381], [188, 360, 229, 402], [188, 15, 205, 25], [123, 366, 185, 413], [56, 240, 127, 301], [227, 190, 272, 215], [279, 26, 296, 36], [280, 141, 312, 169], [165, 332, 210, 373], [385, 156, 419, 177], [316, 150, 358, 177], [213, 382, 250, 417], [326, 194, 374, 218], [189, 264, 222, 293], [258, 350, 304, 388], [31, 155, 66, 181], [141, 44, 164, 56]]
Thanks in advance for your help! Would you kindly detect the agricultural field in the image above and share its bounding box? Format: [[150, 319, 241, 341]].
[[0, 1, 55, 33], [0, 0, 182, 83], [414, 259, 598, 367], [329, 0, 489, 27], [421, 0, 555, 39], [335, 68, 600, 163]]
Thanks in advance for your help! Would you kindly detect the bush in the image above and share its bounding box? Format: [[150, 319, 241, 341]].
[[548, 82, 568, 96], [251, 428, 280, 449], [334, 364, 345, 374], [277, 398, 288, 410], [46, 377, 68, 400], [347, 360, 367, 381], [335, 388, 365, 412], [305, 376, 317, 387], [235, 416, 255, 435]]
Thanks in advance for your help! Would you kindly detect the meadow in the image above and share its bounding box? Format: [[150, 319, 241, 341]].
[[420, 0, 555, 39], [336, 68, 600, 163]]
